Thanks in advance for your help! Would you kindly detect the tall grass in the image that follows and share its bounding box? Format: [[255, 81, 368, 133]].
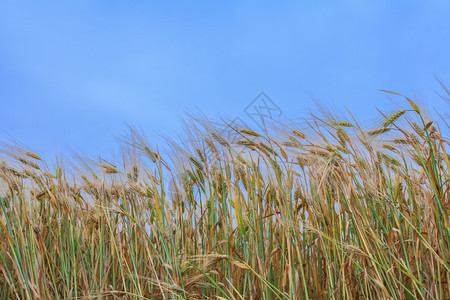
[[0, 93, 449, 299]]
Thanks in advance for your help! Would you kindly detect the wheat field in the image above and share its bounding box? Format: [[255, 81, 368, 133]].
[[0, 92, 449, 299]]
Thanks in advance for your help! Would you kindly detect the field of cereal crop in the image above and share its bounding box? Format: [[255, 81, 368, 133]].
[[0, 91, 449, 299]]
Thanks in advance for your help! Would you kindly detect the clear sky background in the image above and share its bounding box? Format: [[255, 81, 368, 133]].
[[1, 1, 449, 161]]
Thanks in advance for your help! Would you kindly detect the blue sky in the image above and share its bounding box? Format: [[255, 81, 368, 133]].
[[1, 1, 449, 160]]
